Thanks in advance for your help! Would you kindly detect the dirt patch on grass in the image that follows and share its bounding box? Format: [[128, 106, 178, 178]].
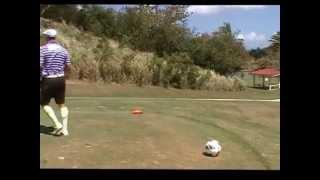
[[65, 81, 280, 99]]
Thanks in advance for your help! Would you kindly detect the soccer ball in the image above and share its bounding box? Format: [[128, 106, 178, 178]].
[[204, 140, 222, 157]]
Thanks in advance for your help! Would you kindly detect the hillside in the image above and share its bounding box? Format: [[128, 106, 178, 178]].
[[40, 18, 246, 91]]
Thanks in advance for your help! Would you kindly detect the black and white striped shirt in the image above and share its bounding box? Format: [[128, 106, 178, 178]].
[[40, 40, 71, 77]]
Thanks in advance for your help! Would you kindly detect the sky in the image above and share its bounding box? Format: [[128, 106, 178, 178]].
[[102, 5, 280, 49]]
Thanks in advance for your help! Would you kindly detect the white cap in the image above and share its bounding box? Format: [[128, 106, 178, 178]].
[[43, 29, 57, 37]]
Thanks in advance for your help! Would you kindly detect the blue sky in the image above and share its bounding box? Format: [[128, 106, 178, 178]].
[[102, 5, 280, 49]]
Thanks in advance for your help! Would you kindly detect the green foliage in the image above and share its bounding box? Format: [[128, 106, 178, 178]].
[[76, 6, 118, 38], [184, 23, 249, 76], [41, 5, 80, 23], [151, 53, 197, 89], [208, 23, 249, 75], [270, 31, 280, 51], [249, 48, 267, 59], [40, 5, 257, 91], [161, 53, 192, 89], [113, 5, 192, 56], [250, 31, 280, 69], [149, 53, 245, 91]]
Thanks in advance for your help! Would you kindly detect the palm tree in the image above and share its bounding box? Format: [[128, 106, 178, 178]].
[[270, 31, 280, 50]]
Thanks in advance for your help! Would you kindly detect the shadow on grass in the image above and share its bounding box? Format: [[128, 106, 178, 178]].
[[248, 86, 268, 90], [40, 124, 55, 136], [202, 152, 219, 158]]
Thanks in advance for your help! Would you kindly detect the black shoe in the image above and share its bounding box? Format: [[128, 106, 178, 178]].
[[51, 127, 64, 136]]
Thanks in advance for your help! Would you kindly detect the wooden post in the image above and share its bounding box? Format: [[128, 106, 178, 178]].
[[253, 74, 255, 87], [268, 77, 271, 90], [262, 76, 265, 89]]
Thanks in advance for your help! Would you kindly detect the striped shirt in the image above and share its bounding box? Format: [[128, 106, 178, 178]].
[[40, 40, 71, 77]]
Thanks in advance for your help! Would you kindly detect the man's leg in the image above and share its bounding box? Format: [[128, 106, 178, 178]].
[[55, 77, 69, 136], [58, 104, 69, 136], [41, 79, 63, 129], [42, 105, 63, 129]]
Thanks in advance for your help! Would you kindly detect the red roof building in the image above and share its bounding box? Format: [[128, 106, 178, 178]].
[[250, 67, 280, 77], [250, 67, 280, 90]]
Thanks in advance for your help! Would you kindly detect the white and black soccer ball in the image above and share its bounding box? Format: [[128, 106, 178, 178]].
[[204, 140, 222, 157]]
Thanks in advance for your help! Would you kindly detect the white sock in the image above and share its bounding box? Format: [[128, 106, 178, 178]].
[[60, 106, 69, 135], [43, 105, 62, 129]]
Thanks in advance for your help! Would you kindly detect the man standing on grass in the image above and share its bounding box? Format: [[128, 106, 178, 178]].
[[40, 29, 71, 136]]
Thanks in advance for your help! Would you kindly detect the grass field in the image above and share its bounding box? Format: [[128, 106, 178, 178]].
[[40, 81, 280, 169]]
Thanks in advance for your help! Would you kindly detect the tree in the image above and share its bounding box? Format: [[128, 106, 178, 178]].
[[185, 34, 211, 68], [267, 31, 280, 68], [270, 31, 280, 51], [250, 31, 280, 69], [249, 47, 267, 59], [191, 23, 249, 75], [73, 6, 111, 35], [40, 5, 80, 23], [115, 5, 192, 56], [150, 5, 192, 56], [40, 5, 51, 16]]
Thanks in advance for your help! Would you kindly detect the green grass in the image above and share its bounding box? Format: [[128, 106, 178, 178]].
[[40, 82, 280, 169]]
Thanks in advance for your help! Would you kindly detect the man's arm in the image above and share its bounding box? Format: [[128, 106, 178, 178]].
[[64, 50, 71, 78], [40, 47, 45, 68], [40, 47, 45, 82], [64, 64, 71, 78]]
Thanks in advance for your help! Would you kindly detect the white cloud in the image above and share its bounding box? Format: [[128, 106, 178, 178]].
[[237, 32, 269, 49], [247, 32, 266, 41], [236, 34, 245, 40], [238, 32, 266, 41], [227, 5, 266, 10], [188, 6, 223, 14], [187, 5, 266, 15]]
